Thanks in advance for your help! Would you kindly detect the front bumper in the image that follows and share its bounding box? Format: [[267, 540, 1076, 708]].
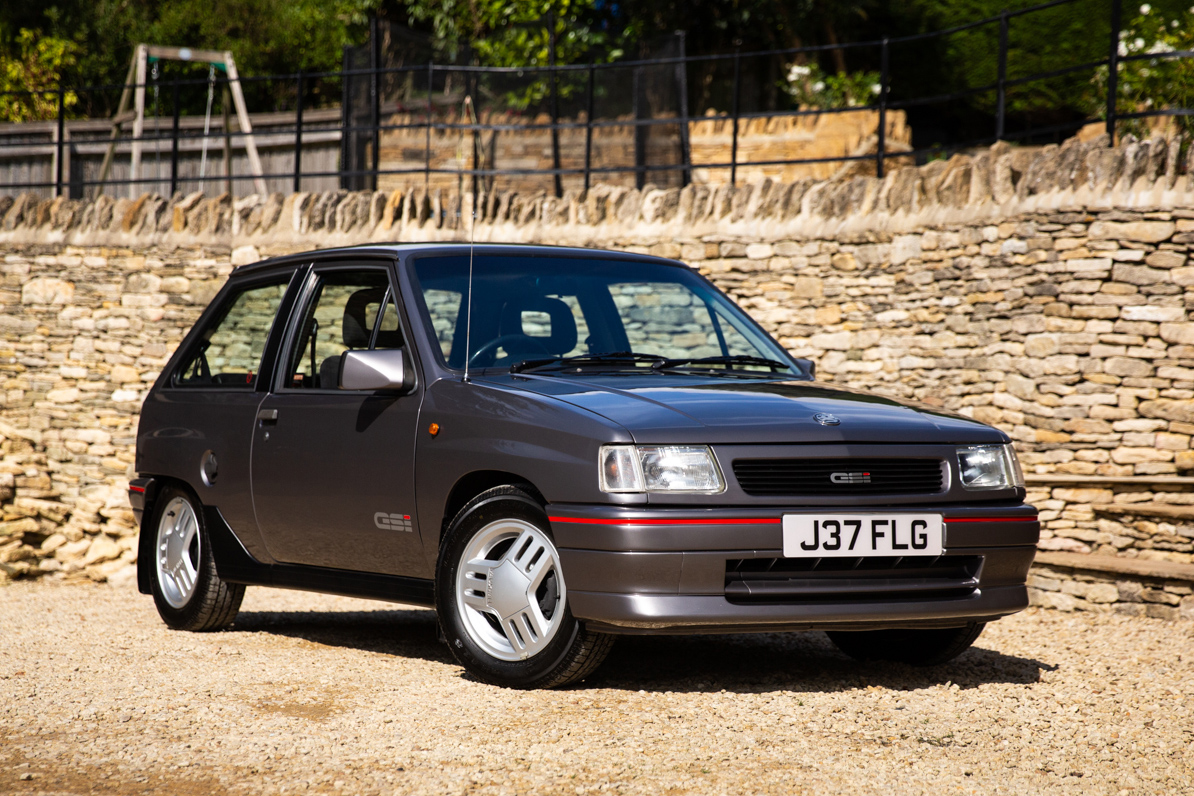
[[548, 503, 1038, 634]]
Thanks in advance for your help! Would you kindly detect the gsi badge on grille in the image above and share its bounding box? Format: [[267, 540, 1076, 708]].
[[830, 471, 871, 484]]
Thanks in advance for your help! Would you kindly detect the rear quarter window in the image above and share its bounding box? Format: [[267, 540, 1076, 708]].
[[173, 278, 290, 389]]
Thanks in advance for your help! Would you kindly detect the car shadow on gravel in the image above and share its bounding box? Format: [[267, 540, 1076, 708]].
[[588, 632, 1057, 694], [232, 608, 455, 664], [231, 609, 1054, 693]]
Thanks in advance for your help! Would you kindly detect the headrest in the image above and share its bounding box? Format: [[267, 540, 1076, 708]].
[[342, 287, 387, 348], [499, 296, 577, 355]]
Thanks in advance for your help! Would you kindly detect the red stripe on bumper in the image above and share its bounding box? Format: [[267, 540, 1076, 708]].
[[549, 515, 1038, 526], [128, 485, 146, 493], [548, 516, 781, 526]]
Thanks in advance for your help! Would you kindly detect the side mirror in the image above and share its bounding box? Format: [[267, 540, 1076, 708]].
[[794, 357, 816, 380], [339, 349, 414, 392]]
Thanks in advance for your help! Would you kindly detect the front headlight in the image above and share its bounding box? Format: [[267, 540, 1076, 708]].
[[599, 445, 725, 494], [957, 444, 1024, 490]]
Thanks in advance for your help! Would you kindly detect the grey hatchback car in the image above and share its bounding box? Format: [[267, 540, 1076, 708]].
[[130, 243, 1038, 688]]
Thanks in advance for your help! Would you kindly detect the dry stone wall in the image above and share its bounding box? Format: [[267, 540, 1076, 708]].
[[0, 131, 1191, 620]]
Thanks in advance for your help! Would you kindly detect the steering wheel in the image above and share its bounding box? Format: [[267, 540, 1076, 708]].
[[467, 334, 553, 368]]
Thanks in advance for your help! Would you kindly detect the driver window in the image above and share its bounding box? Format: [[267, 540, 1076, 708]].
[[286, 271, 402, 389]]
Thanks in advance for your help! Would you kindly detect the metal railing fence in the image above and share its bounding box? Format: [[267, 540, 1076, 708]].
[[0, 0, 1181, 200]]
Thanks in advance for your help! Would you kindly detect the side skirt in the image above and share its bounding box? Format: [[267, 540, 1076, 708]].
[[204, 506, 436, 607]]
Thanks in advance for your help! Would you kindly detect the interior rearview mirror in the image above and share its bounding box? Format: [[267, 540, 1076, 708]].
[[339, 349, 414, 392]]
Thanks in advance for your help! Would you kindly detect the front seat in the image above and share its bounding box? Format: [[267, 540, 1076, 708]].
[[318, 287, 391, 388]]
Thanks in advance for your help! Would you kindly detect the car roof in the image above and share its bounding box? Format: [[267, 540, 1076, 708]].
[[231, 242, 686, 276]]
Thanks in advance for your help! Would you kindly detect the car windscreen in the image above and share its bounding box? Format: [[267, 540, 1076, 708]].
[[408, 254, 800, 376]]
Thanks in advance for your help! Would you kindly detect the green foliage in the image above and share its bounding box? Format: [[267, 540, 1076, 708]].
[[146, 0, 377, 76], [0, 28, 79, 122], [902, 0, 1115, 116], [782, 62, 879, 109], [0, 0, 378, 113], [402, 0, 620, 67], [403, 0, 621, 108], [619, 0, 880, 62], [1097, 3, 1194, 137]]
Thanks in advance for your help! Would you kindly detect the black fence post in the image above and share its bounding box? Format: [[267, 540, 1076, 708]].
[[1106, 0, 1121, 141], [425, 61, 433, 188], [294, 70, 305, 193], [584, 63, 595, 192], [633, 64, 647, 189], [730, 48, 741, 187], [548, 12, 563, 199], [877, 37, 889, 179], [170, 79, 181, 196], [675, 30, 691, 187], [341, 45, 352, 190], [996, 11, 1009, 141], [55, 88, 65, 197], [370, 13, 381, 191]]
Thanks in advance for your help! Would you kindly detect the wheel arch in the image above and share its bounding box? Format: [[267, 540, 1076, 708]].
[[134, 474, 200, 595], [437, 470, 546, 549]]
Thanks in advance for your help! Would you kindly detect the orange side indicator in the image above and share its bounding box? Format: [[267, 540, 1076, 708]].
[[428, 423, 440, 437]]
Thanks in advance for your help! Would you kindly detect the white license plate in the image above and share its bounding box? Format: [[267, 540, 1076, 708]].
[[782, 514, 944, 558]]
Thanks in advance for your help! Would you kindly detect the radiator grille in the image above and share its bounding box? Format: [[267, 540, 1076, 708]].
[[731, 457, 944, 496]]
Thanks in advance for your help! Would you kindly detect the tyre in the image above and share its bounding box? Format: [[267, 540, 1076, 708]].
[[436, 486, 614, 688], [149, 484, 244, 631], [826, 623, 985, 666]]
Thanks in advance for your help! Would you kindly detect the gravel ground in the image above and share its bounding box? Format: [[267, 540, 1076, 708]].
[[1, 581, 1191, 796]]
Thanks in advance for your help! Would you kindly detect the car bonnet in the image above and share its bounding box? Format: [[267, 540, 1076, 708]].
[[487, 373, 1008, 445]]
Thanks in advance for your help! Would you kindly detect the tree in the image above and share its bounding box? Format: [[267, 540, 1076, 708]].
[[0, 0, 379, 114], [1100, 2, 1194, 138], [400, 0, 621, 67], [0, 28, 79, 121]]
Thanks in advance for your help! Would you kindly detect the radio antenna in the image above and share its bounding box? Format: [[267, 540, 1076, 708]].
[[463, 93, 476, 384]]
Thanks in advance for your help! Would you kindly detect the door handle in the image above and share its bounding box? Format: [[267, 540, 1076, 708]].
[[257, 408, 279, 423]]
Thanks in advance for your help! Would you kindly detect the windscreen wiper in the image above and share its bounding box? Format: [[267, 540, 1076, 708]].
[[650, 354, 790, 372], [511, 351, 666, 373]]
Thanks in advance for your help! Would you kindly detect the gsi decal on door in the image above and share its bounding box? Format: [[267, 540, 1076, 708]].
[[374, 512, 413, 532]]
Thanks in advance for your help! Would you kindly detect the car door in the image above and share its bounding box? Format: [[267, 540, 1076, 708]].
[[250, 260, 426, 576], [139, 268, 299, 561]]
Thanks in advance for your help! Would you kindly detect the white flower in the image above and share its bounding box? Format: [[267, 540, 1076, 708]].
[[1119, 41, 1129, 56], [812, 81, 825, 92], [787, 64, 811, 82], [1134, 37, 1146, 50], [1140, 3, 1150, 14], [1172, 19, 1180, 27], [1147, 40, 1173, 53], [871, 83, 881, 95]]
